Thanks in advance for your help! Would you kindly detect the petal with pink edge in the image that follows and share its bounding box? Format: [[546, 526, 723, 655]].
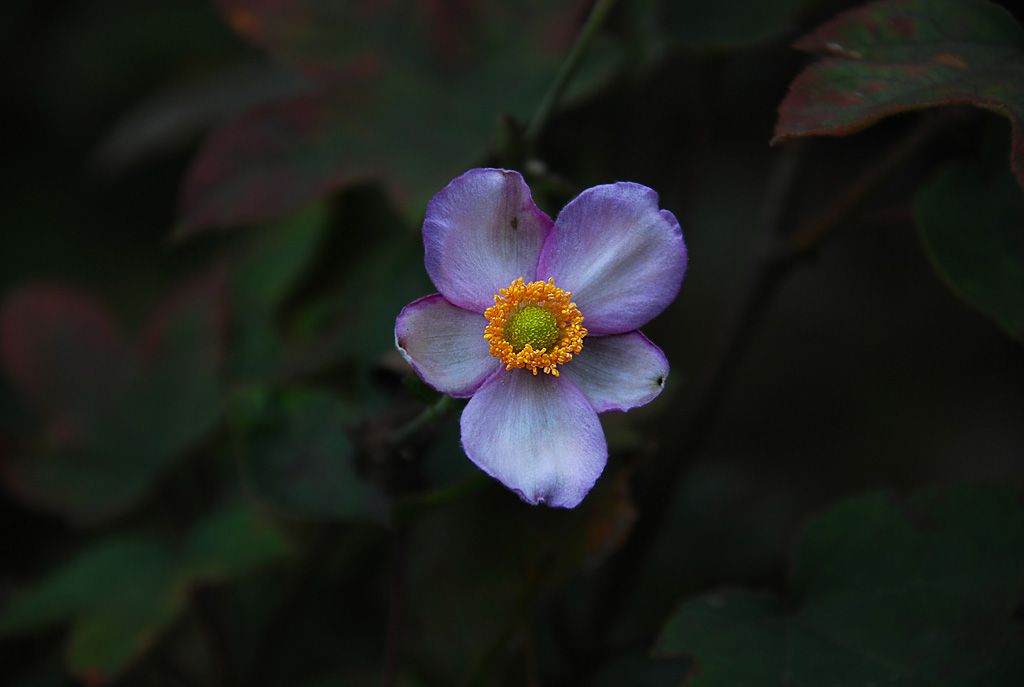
[[395, 294, 499, 397], [460, 370, 607, 508], [560, 331, 669, 413], [424, 168, 553, 313], [538, 183, 687, 335]]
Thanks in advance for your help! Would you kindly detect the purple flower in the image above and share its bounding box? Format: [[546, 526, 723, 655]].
[[395, 169, 688, 508]]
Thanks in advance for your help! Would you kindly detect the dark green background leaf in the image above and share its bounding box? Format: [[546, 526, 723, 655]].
[[404, 470, 636, 682], [655, 484, 1024, 686], [656, 591, 785, 686], [916, 159, 1024, 340], [181, 504, 292, 578], [1, 506, 289, 681], [2, 537, 183, 680], [229, 387, 381, 520], [662, 0, 804, 50], [227, 202, 330, 380]]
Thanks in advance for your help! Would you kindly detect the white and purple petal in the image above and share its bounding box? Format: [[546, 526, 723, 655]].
[[424, 168, 553, 314], [537, 182, 687, 335], [560, 331, 669, 413], [395, 294, 499, 397], [460, 370, 607, 508]]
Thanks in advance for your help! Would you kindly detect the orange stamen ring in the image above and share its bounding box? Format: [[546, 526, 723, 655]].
[[483, 278, 587, 376]]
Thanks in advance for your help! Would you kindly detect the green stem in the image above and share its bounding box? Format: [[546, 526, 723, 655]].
[[465, 564, 545, 687], [788, 114, 947, 257], [524, 0, 617, 146], [249, 527, 336, 687], [390, 394, 456, 446]]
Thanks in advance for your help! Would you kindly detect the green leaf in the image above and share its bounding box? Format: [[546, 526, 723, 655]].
[[228, 387, 382, 520], [2, 506, 290, 681], [2, 537, 183, 680], [774, 0, 1024, 189], [324, 231, 429, 366], [2, 538, 176, 633], [662, 0, 804, 50], [233, 203, 328, 314], [66, 586, 182, 679], [283, 205, 430, 371], [228, 202, 330, 379], [916, 159, 1024, 340], [181, 504, 291, 579], [130, 269, 225, 464], [656, 592, 785, 686], [654, 484, 1024, 686], [225, 185, 429, 378]]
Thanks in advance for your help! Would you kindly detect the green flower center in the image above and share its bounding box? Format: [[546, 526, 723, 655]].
[[504, 305, 560, 353]]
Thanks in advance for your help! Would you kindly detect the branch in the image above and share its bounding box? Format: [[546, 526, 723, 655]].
[[524, 0, 618, 147], [585, 112, 949, 663], [382, 526, 408, 687]]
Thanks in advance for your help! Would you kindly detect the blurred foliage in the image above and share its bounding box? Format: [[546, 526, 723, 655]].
[[227, 386, 382, 521], [656, 0, 807, 50], [655, 484, 1024, 686], [1, 275, 224, 524], [2, 506, 289, 681], [917, 157, 1024, 340], [2, 0, 1023, 685], [176, 0, 624, 235]]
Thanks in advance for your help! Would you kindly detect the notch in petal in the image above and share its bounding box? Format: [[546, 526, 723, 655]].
[[460, 370, 607, 508], [424, 169, 553, 313], [395, 294, 499, 397], [538, 183, 687, 335]]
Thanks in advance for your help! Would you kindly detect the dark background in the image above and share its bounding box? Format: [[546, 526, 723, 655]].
[[2, 1, 1023, 685]]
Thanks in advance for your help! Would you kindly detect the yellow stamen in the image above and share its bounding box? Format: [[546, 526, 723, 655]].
[[484, 278, 587, 376]]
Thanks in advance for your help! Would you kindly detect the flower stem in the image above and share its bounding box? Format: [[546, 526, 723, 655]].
[[524, 0, 618, 147], [192, 585, 233, 687], [389, 393, 456, 446], [788, 114, 947, 257], [248, 526, 336, 687], [382, 525, 408, 687]]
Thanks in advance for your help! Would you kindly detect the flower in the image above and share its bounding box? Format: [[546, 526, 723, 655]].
[[395, 169, 688, 508]]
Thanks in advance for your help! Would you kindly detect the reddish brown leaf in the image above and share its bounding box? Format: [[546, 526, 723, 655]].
[[774, 0, 1024, 189], [217, 0, 579, 82], [0, 286, 128, 417], [1, 273, 226, 525], [177, 0, 594, 235], [175, 94, 362, 237]]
